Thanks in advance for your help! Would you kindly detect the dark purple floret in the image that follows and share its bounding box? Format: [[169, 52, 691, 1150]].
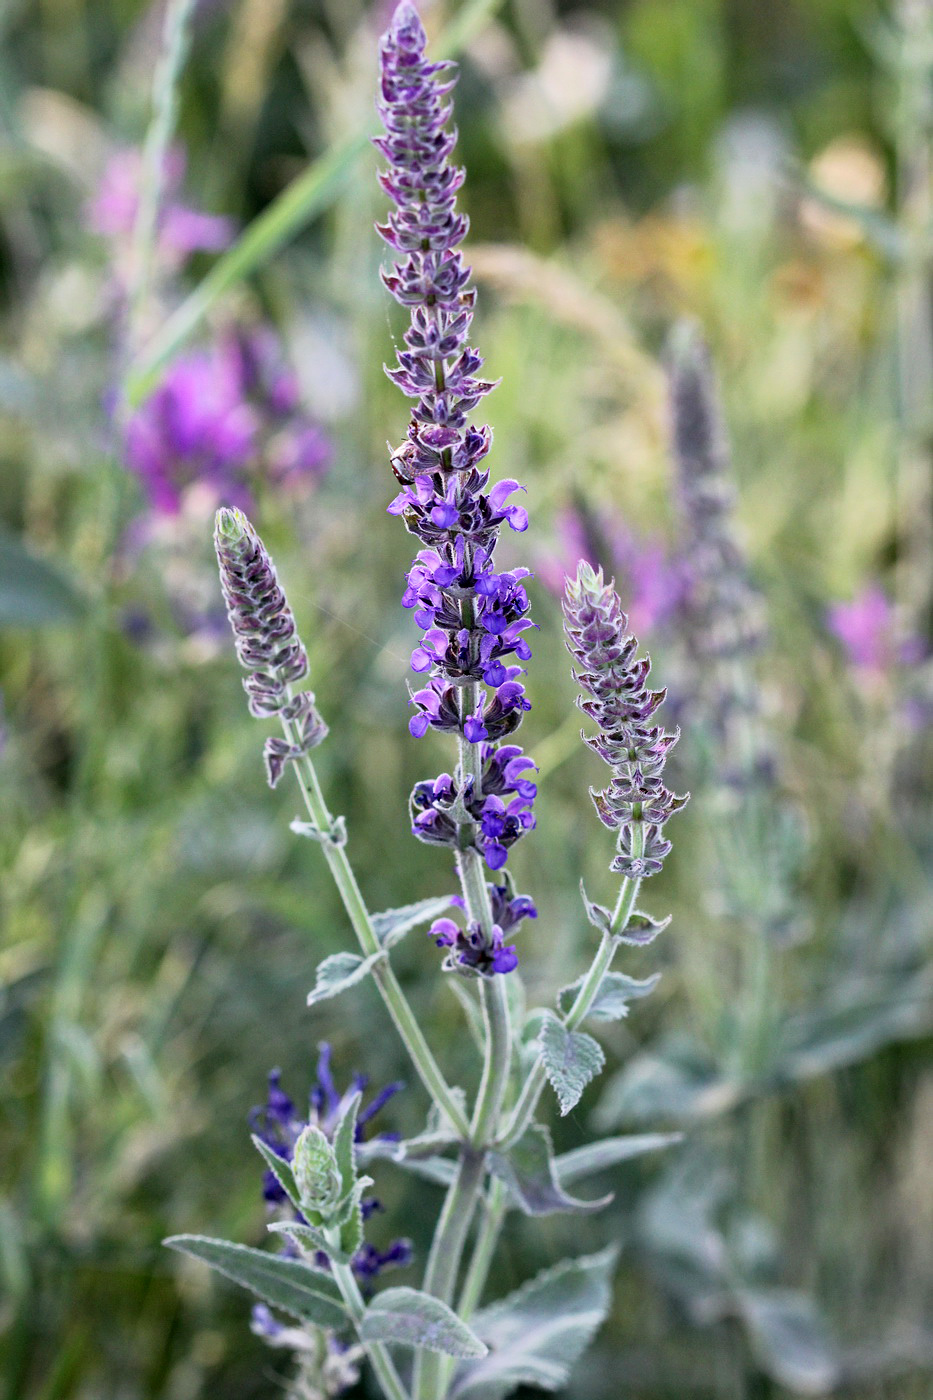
[[250, 1049, 409, 1286], [427, 882, 536, 977], [563, 562, 686, 880], [377, 2, 536, 917]]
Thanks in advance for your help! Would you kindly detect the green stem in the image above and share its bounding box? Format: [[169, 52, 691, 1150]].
[[413, 1148, 487, 1400], [282, 711, 469, 1139], [127, 0, 198, 361], [329, 1254, 410, 1400], [501, 835, 644, 1148], [457, 1178, 507, 1321]]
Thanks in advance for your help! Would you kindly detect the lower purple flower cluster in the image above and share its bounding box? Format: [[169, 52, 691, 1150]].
[[427, 883, 537, 976], [410, 743, 536, 871], [249, 1047, 412, 1291]]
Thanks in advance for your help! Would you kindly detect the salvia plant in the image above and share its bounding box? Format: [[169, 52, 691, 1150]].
[[165, 7, 686, 1398]]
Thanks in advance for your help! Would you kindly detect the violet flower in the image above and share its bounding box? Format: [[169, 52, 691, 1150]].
[[376, 2, 536, 968], [563, 561, 686, 879], [827, 583, 901, 676], [250, 1047, 412, 1295], [125, 328, 332, 515]]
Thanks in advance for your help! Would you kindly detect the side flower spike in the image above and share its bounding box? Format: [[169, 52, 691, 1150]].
[[563, 561, 687, 880], [214, 507, 328, 787]]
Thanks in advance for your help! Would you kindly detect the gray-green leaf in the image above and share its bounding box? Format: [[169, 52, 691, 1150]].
[[251, 1135, 302, 1214], [307, 951, 385, 1007], [450, 1247, 619, 1399], [736, 1287, 840, 1393], [164, 1235, 347, 1329], [360, 1287, 487, 1358], [372, 895, 456, 949], [558, 971, 661, 1022], [539, 1017, 605, 1115], [489, 1125, 611, 1216], [555, 1133, 682, 1185]]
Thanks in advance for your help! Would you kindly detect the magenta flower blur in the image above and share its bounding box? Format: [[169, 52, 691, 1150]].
[[538, 505, 685, 637], [376, 3, 537, 928], [88, 146, 234, 267], [827, 584, 898, 675], [125, 328, 332, 514]]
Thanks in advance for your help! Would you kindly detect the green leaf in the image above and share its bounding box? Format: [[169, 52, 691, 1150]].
[[617, 909, 671, 947], [371, 895, 456, 949], [0, 526, 84, 627], [489, 1126, 611, 1217], [450, 1248, 619, 1398], [331, 1089, 361, 1195], [164, 1235, 347, 1329], [736, 1288, 840, 1393], [306, 951, 385, 1007], [558, 971, 661, 1022], [267, 1220, 347, 1264], [538, 1017, 605, 1115], [251, 1135, 302, 1214], [360, 1287, 487, 1358], [579, 881, 612, 936], [555, 1133, 682, 1186]]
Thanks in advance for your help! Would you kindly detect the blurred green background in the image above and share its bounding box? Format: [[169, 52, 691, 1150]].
[[1, 0, 932, 1396]]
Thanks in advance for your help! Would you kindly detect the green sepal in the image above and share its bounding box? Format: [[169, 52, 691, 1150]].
[[251, 1135, 302, 1215]]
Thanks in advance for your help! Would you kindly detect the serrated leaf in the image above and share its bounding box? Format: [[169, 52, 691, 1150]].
[[579, 881, 612, 935], [307, 951, 385, 1007], [450, 1248, 619, 1399], [558, 971, 661, 1022], [251, 1135, 302, 1214], [360, 1287, 487, 1358], [539, 1017, 605, 1115], [164, 1235, 347, 1329], [617, 910, 671, 946], [371, 895, 456, 949], [489, 1125, 611, 1216], [737, 1288, 840, 1393], [555, 1133, 682, 1185], [0, 525, 84, 627]]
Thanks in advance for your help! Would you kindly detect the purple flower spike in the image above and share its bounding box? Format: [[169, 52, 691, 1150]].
[[376, 1, 536, 950], [563, 561, 687, 880]]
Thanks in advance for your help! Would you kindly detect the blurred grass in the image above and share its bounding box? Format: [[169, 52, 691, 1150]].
[[1, 1, 932, 1398]]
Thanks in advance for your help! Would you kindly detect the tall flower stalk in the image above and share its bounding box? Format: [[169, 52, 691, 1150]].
[[169, 8, 686, 1399]]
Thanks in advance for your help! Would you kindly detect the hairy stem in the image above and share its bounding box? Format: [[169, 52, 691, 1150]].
[[502, 833, 645, 1148], [413, 1148, 487, 1400], [329, 1252, 411, 1400], [282, 709, 469, 1139], [457, 1177, 507, 1321]]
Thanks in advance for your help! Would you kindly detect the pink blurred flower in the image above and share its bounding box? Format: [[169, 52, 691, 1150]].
[[538, 506, 684, 636], [87, 146, 234, 268], [827, 584, 896, 674]]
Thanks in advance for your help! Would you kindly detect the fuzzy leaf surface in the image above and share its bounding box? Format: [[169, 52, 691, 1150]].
[[450, 1247, 619, 1398], [555, 1133, 682, 1185], [489, 1125, 611, 1216], [164, 1235, 347, 1329], [251, 1135, 302, 1214], [371, 895, 456, 949], [558, 971, 661, 1022], [360, 1287, 487, 1357], [306, 952, 385, 1007], [538, 1017, 605, 1115]]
